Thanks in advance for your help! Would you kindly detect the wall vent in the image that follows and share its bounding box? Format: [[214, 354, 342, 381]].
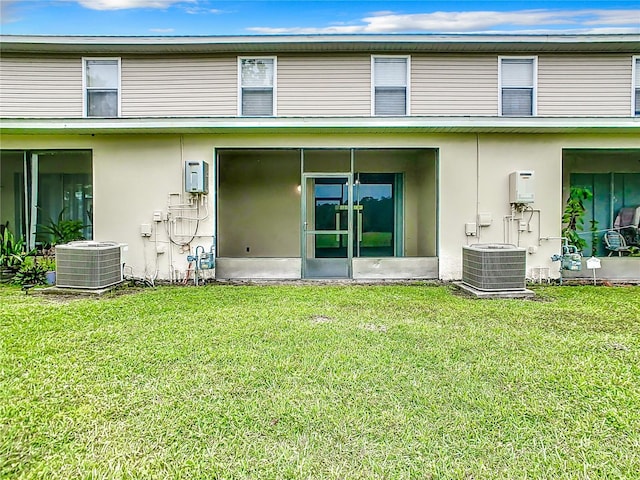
[[56, 241, 123, 289], [462, 244, 526, 291]]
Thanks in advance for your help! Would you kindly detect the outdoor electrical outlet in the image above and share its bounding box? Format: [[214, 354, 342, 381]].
[[153, 211, 163, 222], [140, 224, 152, 237], [518, 221, 527, 232]]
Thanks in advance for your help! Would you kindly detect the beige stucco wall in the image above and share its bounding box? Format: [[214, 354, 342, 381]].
[[1, 132, 639, 280]]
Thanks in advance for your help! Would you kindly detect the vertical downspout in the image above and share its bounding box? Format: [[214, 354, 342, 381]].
[[476, 133, 480, 243]]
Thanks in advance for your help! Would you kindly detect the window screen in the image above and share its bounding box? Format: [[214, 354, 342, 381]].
[[241, 58, 274, 116], [501, 58, 534, 116], [374, 57, 408, 116], [85, 59, 119, 117]]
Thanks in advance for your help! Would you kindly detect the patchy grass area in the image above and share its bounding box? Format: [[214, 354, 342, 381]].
[[1, 284, 639, 479]]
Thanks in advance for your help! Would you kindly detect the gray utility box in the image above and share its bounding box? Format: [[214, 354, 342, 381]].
[[462, 244, 526, 291], [185, 160, 209, 194], [56, 241, 123, 289]]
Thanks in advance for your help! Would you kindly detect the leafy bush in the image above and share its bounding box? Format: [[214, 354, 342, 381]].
[[1, 224, 29, 270], [13, 257, 48, 286]]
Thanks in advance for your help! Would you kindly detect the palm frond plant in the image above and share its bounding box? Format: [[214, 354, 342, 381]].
[[1, 224, 32, 283], [38, 209, 86, 246], [1, 224, 28, 270]]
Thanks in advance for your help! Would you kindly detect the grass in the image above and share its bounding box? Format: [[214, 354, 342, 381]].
[[1, 283, 639, 479]]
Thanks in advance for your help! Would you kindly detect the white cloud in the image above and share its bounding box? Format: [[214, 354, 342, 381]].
[[149, 27, 175, 33], [184, 6, 225, 14], [248, 8, 640, 34], [67, 0, 226, 14], [73, 0, 194, 11]]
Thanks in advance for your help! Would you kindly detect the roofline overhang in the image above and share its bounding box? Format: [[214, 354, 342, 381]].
[[1, 116, 639, 135], [1, 34, 639, 55]]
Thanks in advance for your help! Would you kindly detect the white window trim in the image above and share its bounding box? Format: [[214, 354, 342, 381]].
[[237, 56, 277, 116], [632, 55, 639, 116], [371, 55, 411, 116], [498, 56, 537, 117], [82, 57, 121, 118]]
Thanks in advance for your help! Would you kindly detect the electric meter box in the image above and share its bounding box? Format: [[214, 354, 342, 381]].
[[509, 171, 535, 204], [185, 160, 209, 194]]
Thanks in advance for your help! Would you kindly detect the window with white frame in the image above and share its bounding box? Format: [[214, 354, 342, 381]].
[[239, 57, 275, 116], [84, 58, 120, 117], [500, 57, 536, 116], [634, 57, 640, 116], [372, 56, 409, 116]]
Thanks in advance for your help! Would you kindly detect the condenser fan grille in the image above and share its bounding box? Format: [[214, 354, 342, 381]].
[[56, 241, 123, 289], [462, 244, 526, 291]]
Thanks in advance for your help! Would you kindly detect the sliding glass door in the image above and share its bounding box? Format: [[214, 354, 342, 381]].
[[0, 150, 92, 250]]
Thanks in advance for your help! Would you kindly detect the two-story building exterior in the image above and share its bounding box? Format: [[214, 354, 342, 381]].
[[1, 34, 639, 282]]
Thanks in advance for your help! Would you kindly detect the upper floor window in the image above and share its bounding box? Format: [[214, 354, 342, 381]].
[[500, 57, 536, 116], [372, 56, 410, 116], [83, 58, 120, 117], [634, 56, 640, 116], [239, 57, 276, 116]]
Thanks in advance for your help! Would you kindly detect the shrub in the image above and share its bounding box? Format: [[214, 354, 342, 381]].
[[13, 257, 48, 286]]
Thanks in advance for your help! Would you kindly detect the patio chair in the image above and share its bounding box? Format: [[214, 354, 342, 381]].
[[603, 230, 631, 257], [614, 206, 640, 246]]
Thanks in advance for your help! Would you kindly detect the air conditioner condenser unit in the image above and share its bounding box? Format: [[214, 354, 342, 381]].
[[462, 244, 527, 291], [56, 241, 124, 289]]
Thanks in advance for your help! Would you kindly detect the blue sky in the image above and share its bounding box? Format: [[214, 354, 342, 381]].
[[1, 0, 639, 36]]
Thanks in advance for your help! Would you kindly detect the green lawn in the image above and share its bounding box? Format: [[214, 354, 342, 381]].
[[1, 284, 639, 479]]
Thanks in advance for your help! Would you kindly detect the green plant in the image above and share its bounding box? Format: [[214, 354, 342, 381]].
[[0, 224, 29, 270], [12, 256, 48, 286], [39, 209, 85, 245], [39, 255, 56, 272], [561, 186, 593, 253]]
